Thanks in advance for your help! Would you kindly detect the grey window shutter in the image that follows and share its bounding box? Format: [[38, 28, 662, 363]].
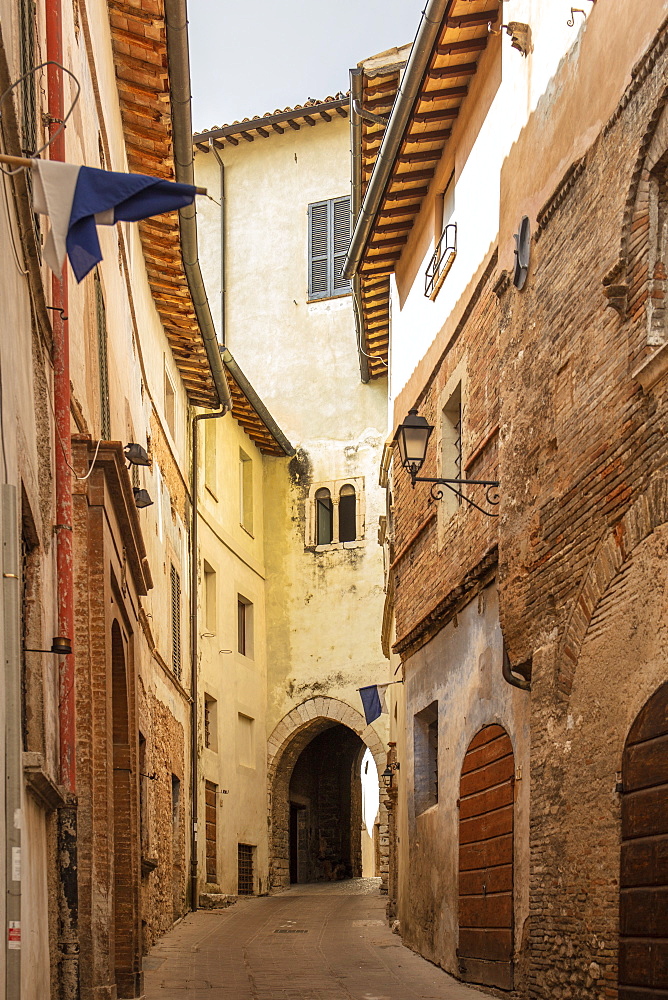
[[309, 201, 329, 298], [332, 197, 351, 293]]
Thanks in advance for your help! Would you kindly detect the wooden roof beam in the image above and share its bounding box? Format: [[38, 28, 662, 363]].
[[369, 235, 409, 250], [398, 150, 441, 163], [288, 120, 301, 131], [421, 85, 468, 102], [272, 123, 285, 134], [377, 204, 421, 218], [384, 187, 429, 201], [391, 168, 435, 183], [437, 37, 488, 56], [447, 9, 499, 28], [240, 132, 254, 142], [404, 130, 451, 143], [256, 127, 269, 137], [413, 108, 459, 124], [427, 63, 478, 79], [335, 106, 348, 117]]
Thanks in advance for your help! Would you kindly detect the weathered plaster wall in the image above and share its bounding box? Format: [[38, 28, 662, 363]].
[[197, 413, 270, 897], [195, 114, 391, 890], [398, 584, 530, 980]]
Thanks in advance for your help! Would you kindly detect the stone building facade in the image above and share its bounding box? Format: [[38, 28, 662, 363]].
[[194, 93, 392, 895], [346, 0, 668, 997]]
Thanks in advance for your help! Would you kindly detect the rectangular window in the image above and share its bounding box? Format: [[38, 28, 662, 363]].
[[441, 383, 462, 517], [204, 561, 216, 633], [237, 713, 254, 768], [205, 780, 217, 881], [414, 702, 439, 814], [239, 448, 253, 535], [164, 368, 176, 439], [237, 595, 253, 658], [95, 271, 111, 440], [308, 196, 351, 300], [237, 843, 255, 895], [204, 695, 217, 751], [338, 485, 357, 543], [170, 564, 182, 679]]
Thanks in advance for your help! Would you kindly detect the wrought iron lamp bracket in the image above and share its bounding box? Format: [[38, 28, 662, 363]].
[[410, 474, 500, 517]]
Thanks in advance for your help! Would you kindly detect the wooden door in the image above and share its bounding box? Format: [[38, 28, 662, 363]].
[[619, 682, 668, 1000], [458, 724, 514, 990], [205, 780, 217, 882]]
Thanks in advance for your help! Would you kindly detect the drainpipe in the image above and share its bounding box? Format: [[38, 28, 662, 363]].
[[46, 0, 79, 994], [208, 140, 226, 349], [189, 409, 226, 911], [349, 68, 369, 384], [164, 0, 231, 411], [342, 0, 452, 281]]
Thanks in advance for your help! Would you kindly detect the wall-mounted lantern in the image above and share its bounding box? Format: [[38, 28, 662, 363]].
[[133, 487, 153, 509], [394, 408, 500, 517], [382, 762, 400, 789], [124, 442, 150, 466]]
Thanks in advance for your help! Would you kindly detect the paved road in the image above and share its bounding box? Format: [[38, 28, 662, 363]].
[[143, 879, 489, 1000]]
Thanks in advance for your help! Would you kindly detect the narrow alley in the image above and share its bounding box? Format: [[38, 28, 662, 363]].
[[143, 880, 485, 1000]]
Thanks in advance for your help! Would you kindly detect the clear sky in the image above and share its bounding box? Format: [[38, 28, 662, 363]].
[[188, 0, 424, 133]]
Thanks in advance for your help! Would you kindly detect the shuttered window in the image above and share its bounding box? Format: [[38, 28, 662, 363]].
[[308, 196, 351, 300], [170, 564, 181, 680]]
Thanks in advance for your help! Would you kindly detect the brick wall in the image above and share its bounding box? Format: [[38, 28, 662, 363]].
[[390, 20, 668, 999]]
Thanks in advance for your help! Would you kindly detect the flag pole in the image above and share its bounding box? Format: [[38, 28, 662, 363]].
[[0, 153, 208, 194]]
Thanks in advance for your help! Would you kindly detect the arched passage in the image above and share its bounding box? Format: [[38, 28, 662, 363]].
[[267, 698, 387, 892], [619, 681, 668, 1000]]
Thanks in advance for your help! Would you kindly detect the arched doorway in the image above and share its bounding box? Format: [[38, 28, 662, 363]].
[[267, 697, 387, 891], [111, 621, 139, 997], [458, 724, 514, 991], [288, 724, 365, 883], [619, 681, 668, 1000]]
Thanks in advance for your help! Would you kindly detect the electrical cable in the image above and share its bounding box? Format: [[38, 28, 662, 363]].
[[0, 61, 81, 176]]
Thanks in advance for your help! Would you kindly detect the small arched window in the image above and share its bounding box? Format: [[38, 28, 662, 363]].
[[315, 488, 333, 545], [339, 484, 356, 543]]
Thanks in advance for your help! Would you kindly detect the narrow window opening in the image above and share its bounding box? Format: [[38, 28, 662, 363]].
[[239, 448, 254, 534], [237, 596, 253, 658], [203, 561, 216, 633], [237, 713, 255, 768], [164, 369, 176, 439], [204, 695, 217, 752], [339, 485, 357, 543], [441, 383, 462, 516], [414, 702, 439, 814], [315, 488, 333, 545], [205, 419, 217, 496]]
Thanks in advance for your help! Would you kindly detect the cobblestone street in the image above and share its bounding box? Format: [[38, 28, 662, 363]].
[[143, 880, 489, 1000]]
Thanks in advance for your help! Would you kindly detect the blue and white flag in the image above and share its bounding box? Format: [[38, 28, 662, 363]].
[[32, 159, 197, 282], [359, 683, 390, 725]]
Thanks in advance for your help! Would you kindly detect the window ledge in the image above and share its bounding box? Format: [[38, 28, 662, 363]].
[[307, 290, 352, 304], [205, 485, 218, 503], [239, 523, 255, 539], [314, 539, 365, 553]]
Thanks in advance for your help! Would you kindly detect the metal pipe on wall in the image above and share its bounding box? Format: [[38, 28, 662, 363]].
[[209, 139, 226, 349], [3, 487, 21, 1000], [46, 0, 79, 994]]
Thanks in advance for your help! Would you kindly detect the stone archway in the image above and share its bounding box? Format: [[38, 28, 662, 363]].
[[557, 472, 668, 696], [267, 697, 387, 892]]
